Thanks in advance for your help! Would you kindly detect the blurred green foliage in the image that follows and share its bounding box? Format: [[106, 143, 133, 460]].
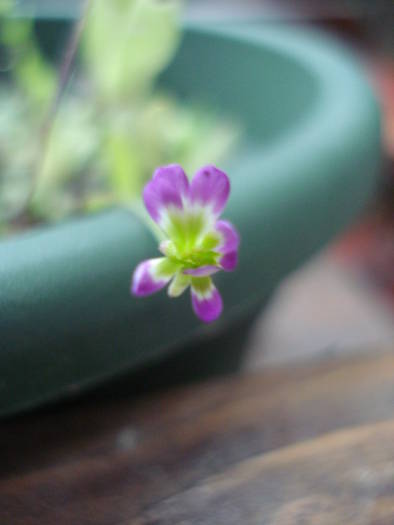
[[0, 0, 240, 231]]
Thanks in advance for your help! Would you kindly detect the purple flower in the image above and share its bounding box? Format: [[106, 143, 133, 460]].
[[131, 164, 239, 323]]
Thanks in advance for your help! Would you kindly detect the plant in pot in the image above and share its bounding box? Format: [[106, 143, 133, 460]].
[[0, 0, 381, 416]]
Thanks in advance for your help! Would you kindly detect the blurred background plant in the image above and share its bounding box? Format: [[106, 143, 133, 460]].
[[0, 0, 240, 232]]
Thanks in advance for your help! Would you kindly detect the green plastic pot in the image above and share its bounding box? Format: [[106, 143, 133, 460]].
[[0, 22, 381, 417]]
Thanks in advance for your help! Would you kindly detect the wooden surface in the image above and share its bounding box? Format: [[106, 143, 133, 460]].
[[1, 351, 394, 524]]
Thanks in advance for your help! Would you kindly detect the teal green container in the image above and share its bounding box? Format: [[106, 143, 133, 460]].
[[0, 23, 381, 416]]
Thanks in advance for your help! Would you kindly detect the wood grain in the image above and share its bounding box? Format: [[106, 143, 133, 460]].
[[139, 420, 394, 525], [1, 352, 394, 524]]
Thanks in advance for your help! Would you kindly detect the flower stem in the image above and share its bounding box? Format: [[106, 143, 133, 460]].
[[12, 0, 93, 223]]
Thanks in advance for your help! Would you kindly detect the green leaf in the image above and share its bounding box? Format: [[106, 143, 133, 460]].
[[104, 130, 144, 201], [0, 17, 56, 107], [82, 0, 181, 100], [15, 48, 56, 107]]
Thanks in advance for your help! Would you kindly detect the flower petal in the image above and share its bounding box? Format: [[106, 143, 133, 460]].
[[131, 257, 178, 297], [219, 251, 238, 271], [215, 219, 240, 271], [143, 164, 189, 224], [189, 165, 230, 216], [215, 220, 240, 253], [191, 277, 223, 323], [183, 265, 220, 277], [167, 271, 190, 297]]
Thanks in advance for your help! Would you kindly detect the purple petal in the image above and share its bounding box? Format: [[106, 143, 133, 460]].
[[183, 265, 220, 277], [189, 165, 230, 216], [215, 220, 240, 271], [143, 164, 189, 223], [191, 283, 223, 323], [219, 251, 238, 271], [215, 220, 240, 254], [131, 259, 171, 296]]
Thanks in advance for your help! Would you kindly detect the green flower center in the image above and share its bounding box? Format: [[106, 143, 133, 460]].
[[161, 211, 221, 270]]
